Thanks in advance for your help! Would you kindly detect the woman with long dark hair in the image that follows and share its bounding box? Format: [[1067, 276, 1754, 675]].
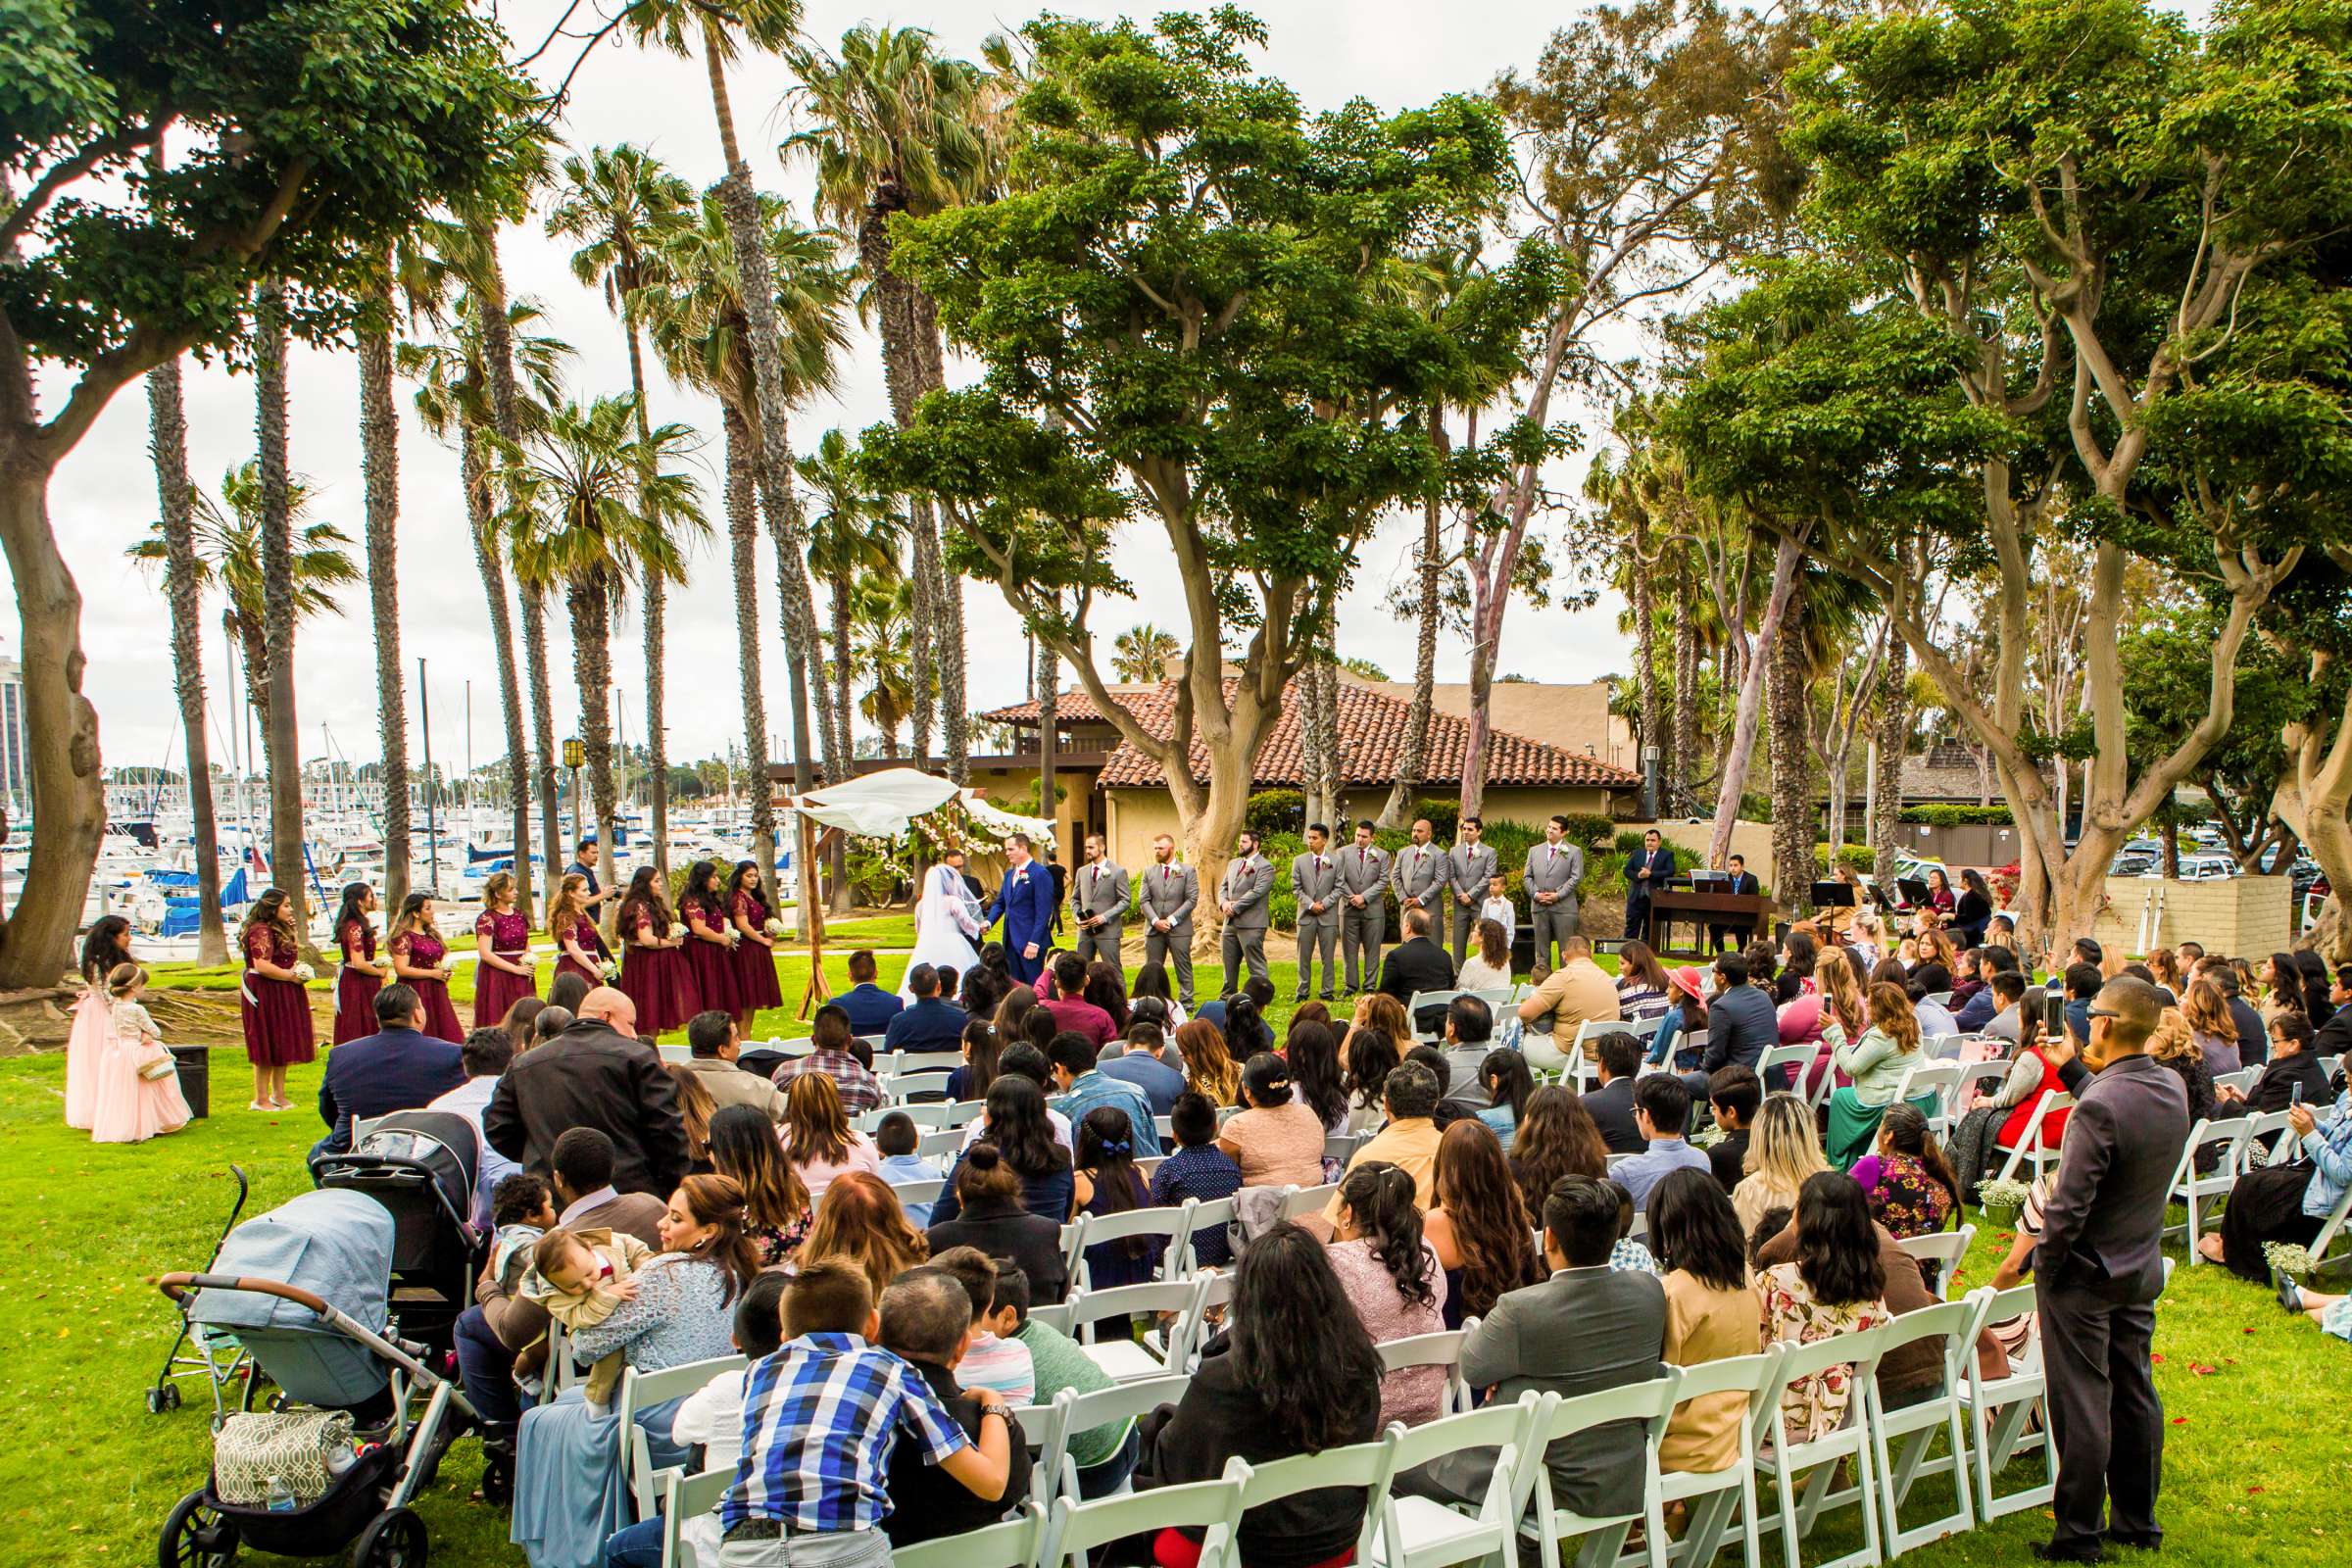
[[330, 883, 384, 1046], [1074, 1106, 1154, 1302], [1131, 960, 1187, 1027], [676, 859, 743, 1030], [1341, 1026, 1401, 1133], [1423, 1119, 1541, 1328], [665, 1061, 718, 1174], [471, 869, 538, 1032], [1645, 1169, 1762, 1474], [617, 865, 698, 1036], [1851, 1102, 1958, 1238], [1285, 1019, 1351, 1134], [1142, 1222, 1383, 1568], [1223, 993, 1274, 1059], [1475, 1049, 1537, 1150], [1083, 960, 1131, 1034], [239, 887, 317, 1108], [385, 890, 466, 1043], [1615, 939, 1675, 1023], [1507, 1084, 1608, 1215], [994, 983, 1040, 1050], [946, 1014, 1003, 1102], [66, 915, 133, 1128], [724, 858, 784, 1024], [1326, 1161, 1446, 1424], [1952, 868, 1994, 947], [932, 1074, 1075, 1225], [708, 1102, 812, 1264], [1756, 1171, 1889, 1443], [1174, 1018, 1243, 1106], [547, 873, 603, 991]]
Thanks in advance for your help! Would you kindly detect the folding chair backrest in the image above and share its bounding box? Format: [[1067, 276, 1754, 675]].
[[919, 1127, 968, 1159], [1377, 1329, 1470, 1414], [1894, 1225, 1977, 1300], [1325, 1130, 1366, 1164], [1047, 1477, 1245, 1568], [1230, 1435, 1397, 1551], [888, 1049, 966, 1078], [1385, 1390, 1547, 1479], [1407, 991, 1464, 1042], [1896, 1061, 1961, 1120], [2214, 1068, 2262, 1098], [620, 1354, 747, 1520], [1868, 1298, 1977, 1385], [660, 1466, 736, 1568], [1660, 1346, 1781, 1421], [1033, 1374, 1192, 1502], [1177, 1198, 1237, 1274], [1065, 1279, 1201, 1345], [657, 1044, 693, 1065], [1518, 1373, 1680, 1522], [1760, 1044, 1815, 1086], [1068, 1201, 1198, 1289], [887, 1178, 947, 1210], [1754, 1326, 1886, 1447], [1279, 1183, 1341, 1221], [894, 1503, 1049, 1568], [1974, 1284, 2041, 1374]]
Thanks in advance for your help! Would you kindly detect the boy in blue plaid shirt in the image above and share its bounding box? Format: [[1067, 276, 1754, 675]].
[[716, 1260, 1012, 1568]]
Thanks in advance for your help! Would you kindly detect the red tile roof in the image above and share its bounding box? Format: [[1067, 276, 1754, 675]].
[[981, 679, 1642, 791]]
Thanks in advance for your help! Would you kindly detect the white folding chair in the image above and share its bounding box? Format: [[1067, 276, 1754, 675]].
[[617, 1354, 747, 1522], [1229, 1437, 1398, 1564], [887, 1176, 947, 1213], [1957, 1286, 2051, 1520], [1279, 1182, 1342, 1222], [887, 1048, 967, 1079], [1376, 1330, 1473, 1417], [2248, 1108, 2300, 1166], [657, 1465, 731, 1568], [544, 1317, 577, 1395], [1024, 1298, 1077, 1336], [1042, 1475, 1245, 1568], [1865, 1300, 1977, 1555], [1759, 1045, 1816, 1097], [894, 1503, 1050, 1568], [1753, 1325, 1889, 1568], [2308, 1173, 2352, 1276], [1137, 1154, 1168, 1181], [2213, 1067, 2262, 1097], [919, 1127, 968, 1160], [1173, 1197, 1237, 1275], [1364, 1392, 1548, 1568], [1065, 1278, 1203, 1380], [1990, 1091, 2070, 1185], [1065, 1200, 1200, 1291], [1025, 1373, 1189, 1500], [1893, 1225, 1977, 1301], [656, 1044, 693, 1065], [1621, 1348, 1780, 1568], [1326, 1130, 1368, 1164], [2168, 1115, 2256, 1261], [1512, 1375, 1679, 1568], [1891, 1062, 1962, 1135], [1407, 990, 1467, 1043], [1949, 1061, 2011, 1119]]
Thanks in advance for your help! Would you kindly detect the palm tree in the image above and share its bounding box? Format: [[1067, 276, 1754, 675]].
[[1110, 623, 1180, 685], [399, 289, 572, 903], [642, 183, 852, 887], [624, 0, 837, 808], [506, 397, 708, 895], [128, 461, 361, 729], [785, 23, 1003, 780], [799, 428, 904, 765], [143, 355, 230, 963], [250, 285, 312, 929], [356, 246, 414, 910], [850, 575, 918, 756], [548, 144, 697, 881]]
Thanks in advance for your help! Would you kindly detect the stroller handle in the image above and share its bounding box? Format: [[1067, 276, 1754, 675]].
[[154, 1271, 332, 1318]]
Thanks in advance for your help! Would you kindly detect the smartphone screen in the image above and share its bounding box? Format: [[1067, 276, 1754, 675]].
[[2292, 1082, 2305, 1107]]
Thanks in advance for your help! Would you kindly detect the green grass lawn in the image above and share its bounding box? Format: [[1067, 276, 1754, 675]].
[[11, 956, 2342, 1565]]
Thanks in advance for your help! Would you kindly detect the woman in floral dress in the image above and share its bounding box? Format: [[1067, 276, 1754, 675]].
[[386, 892, 466, 1043], [725, 859, 783, 1026], [238, 888, 316, 1109], [1848, 1103, 1959, 1239], [470, 870, 539, 1030], [1756, 1170, 1890, 1444]]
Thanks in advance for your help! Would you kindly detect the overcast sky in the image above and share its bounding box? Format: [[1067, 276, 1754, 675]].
[[14, 0, 2203, 783]]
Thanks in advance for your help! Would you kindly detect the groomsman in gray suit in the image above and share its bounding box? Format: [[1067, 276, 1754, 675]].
[[1069, 832, 1130, 967], [1338, 820, 1392, 995], [1523, 813, 1585, 970], [1137, 833, 1199, 1008], [1290, 822, 1342, 1002], [1445, 815, 1500, 963], [1217, 829, 1277, 998], [1391, 818, 1447, 945]]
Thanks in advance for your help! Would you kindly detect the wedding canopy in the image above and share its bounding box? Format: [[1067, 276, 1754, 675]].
[[787, 766, 1056, 850]]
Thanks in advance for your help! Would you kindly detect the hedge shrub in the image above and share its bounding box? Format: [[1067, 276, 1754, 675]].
[[1899, 804, 2015, 826]]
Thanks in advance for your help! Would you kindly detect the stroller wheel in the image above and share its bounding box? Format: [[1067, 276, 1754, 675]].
[[476, 1449, 513, 1506], [145, 1383, 183, 1414], [352, 1506, 427, 1568], [159, 1488, 239, 1568]]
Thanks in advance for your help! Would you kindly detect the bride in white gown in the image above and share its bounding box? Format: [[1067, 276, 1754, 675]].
[[902, 848, 986, 1002]]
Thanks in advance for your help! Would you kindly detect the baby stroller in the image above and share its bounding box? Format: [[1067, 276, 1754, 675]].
[[156, 1189, 476, 1568], [309, 1109, 483, 1354], [147, 1163, 257, 1423]]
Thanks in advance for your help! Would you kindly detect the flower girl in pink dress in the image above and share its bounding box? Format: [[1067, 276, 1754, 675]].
[[65, 916, 134, 1129], [89, 963, 192, 1144]]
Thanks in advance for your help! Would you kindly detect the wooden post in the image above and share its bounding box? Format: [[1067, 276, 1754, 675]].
[[798, 812, 838, 1018]]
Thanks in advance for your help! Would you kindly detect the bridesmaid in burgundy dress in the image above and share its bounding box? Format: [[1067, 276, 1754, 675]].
[[678, 859, 742, 1027], [237, 888, 316, 1110], [470, 870, 539, 1030], [617, 866, 698, 1036], [331, 882, 385, 1046], [386, 892, 467, 1043], [726, 858, 784, 1028], [548, 873, 605, 991]]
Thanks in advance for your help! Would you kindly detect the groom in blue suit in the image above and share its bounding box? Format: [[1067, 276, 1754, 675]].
[[987, 833, 1059, 985]]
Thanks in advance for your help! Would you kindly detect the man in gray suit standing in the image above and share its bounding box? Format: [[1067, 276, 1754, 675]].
[[1216, 829, 1276, 999], [1290, 822, 1342, 1003], [1068, 832, 1130, 968], [1445, 814, 1500, 963], [1391, 817, 1446, 947], [1396, 1173, 1666, 1524], [2033, 976, 2189, 1562], [1524, 813, 1585, 971], [1338, 819, 1392, 996], [1136, 833, 1199, 1009]]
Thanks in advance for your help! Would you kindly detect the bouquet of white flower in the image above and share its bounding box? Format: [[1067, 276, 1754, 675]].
[[291, 961, 318, 984], [2263, 1241, 2318, 1281], [763, 917, 787, 939], [601, 959, 622, 985], [1976, 1177, 2032, 1218]]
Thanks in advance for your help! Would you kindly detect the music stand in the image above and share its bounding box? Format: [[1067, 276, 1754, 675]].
[[1896, 877, 1932, 908], [1810, 880, 1857, 913]]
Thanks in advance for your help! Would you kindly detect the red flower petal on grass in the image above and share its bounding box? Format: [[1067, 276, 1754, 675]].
[[2150, 1352, 2166, 1364], [2248, 1486, 2267, 1494], [2188, 1364, 2216, 1376], [2171, 1416, 2189, 1426]]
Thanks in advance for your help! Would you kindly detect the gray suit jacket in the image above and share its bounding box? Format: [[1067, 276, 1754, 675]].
[[1290, 852, 1342, 926], [1070, 860, 1130, 928], [1524, 841, 1585, 901], [1446, 842, 1499, 908], [1433, 1265, 1666, 1517], [1339, 844, 1391, 906], [2034, 1052, 2189, 1301], [1137, 860, 1199, 934], [1219, 855, 1277, 933], [1392, 841, 1446, 908]]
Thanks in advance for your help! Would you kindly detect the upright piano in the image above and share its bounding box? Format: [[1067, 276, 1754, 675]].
[[1645, 884, 1777, 960]]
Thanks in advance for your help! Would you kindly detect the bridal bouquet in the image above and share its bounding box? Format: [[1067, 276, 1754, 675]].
[[291, 962, 318, 984], [2263, 1241, 2318, 1282], [601, 959, 622, 984], [763, 917, 787, 939]]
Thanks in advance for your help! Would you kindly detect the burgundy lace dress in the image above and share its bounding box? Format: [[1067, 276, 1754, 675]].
[[620, 908, 699, 1036], [730, 889, 784, 1012], [555, 915, 605, 989], [392, 927, 467, 1043], [471, 907, 539, 1030], [333, 919, 381, 1046], [679, 894, 742, 1019], [240, 924, 318, 1066]]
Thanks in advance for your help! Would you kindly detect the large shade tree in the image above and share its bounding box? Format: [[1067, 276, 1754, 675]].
[[0, 0, 526, 980], [864, 9, 1525, 927]]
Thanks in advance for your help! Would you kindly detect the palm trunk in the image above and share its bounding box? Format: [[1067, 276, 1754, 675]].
[[254, 285, 312, 937], [906, 506, 938, 767], [463, 424, 531, 909], [148, 356, 231, 964], [1631, 514, 1661, 816], [518, 585, 562, 905], [570, 579, 619, 911], [723, 409, 777, 893], [1039, 633, 1059, 842], [1709, 531, 1804, 866], [1765, 582, 1811, 909], [357, 270, 412, 914], [831, 578, 856, 773], [1672, 571, 1699, 815], [472, 245, 545, 914], [623, 320, 670, 883], [1871, 636, 1908, 882], [238, 617, 270, 735], [1380, 436, 1444, 829], [865, 203, 941, 772]]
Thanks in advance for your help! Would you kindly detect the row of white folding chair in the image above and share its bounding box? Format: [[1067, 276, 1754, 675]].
[[1892, 1223, 1977, 1299], [2168, 1113, 2263, 1260], [2213, 1066, 2262, 1097], [615, 1352, 747, 1523], [1063, 1196, 1238, 1290], [860, 1098, 987, 1134]]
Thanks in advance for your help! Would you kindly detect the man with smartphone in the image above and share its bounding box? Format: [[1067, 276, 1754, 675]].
[[2031, 977, 2190, 1562]]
